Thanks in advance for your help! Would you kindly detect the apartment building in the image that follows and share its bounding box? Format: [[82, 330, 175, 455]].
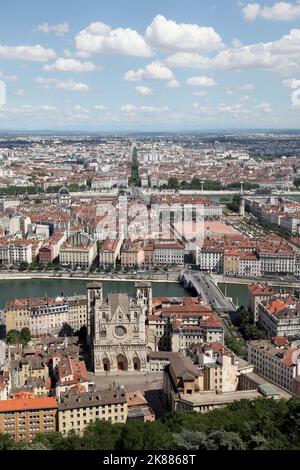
[[39, 232, 66, 264], [52, 354, 92, 398], [0, 238, 33, 266], [196, 247, 224, 274], [171, 313, 224, 352], [247, 338, 300, 392], [258, 247, 295, 276], [59, 232, 97, 269], [121, 241, 144, 267], [0, 392, 57, 442], [58, 390, 127, 435], [99, 238, 122, 268], [5, 294, 87, 336], [67, 295, 87, 332], [258, 296, 300, 337], [248, 283, 275, 323], [154, 240, 184, 266]]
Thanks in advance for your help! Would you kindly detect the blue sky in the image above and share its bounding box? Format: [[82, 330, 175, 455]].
[[1, 0, 300, 130]]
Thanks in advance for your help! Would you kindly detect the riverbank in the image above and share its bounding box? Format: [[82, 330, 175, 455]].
[[0, 271, 179, 283], [214, 274, 300, 288]]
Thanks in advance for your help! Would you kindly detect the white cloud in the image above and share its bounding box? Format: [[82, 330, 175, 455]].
[[240, 84, 255, 91], [282, 77, 300, 88], [135, 86, 153, 95], [15, 89, 28, 97], [35, 77, 90, 92], [166, 79, 180, 88], [256, 101, 273, 112], [43, 58, 96, 72], [186, 76, 217, 87], [75, 51, 92, 59], [232, 38, 243, 48], [0, 44, 56, 62], [166, 28, 300, 73], [75, 21, 153, 57], [242, 3, 262, 21], [124, 61, 174, 81], [0, 72, 18, 82], [121, 104, 168, 114], [242, 2, 300, 21], [145, 15, 224, 53], [35, 22, 69, 36]]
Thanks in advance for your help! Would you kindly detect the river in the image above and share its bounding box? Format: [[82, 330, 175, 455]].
[[0, 279, 192, 309]]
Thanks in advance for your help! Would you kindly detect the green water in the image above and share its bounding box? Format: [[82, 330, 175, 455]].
[[0, 279, 191, 309], [219, 283, 249, 308], [0, 278, 257, 312]]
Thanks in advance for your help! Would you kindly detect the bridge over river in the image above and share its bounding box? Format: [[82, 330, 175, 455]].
[[180, 271, 236, 314]]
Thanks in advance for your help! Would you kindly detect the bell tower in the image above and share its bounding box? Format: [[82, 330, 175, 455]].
[[135, 281, 152, 318], [87, 283, 103, 343]]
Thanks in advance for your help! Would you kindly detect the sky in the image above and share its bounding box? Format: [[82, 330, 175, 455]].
[[1, 0, 300, 131]]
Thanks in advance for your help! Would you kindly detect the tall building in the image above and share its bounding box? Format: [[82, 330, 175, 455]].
[[0, 392, 57, 442], [89, 283, 150, 374]]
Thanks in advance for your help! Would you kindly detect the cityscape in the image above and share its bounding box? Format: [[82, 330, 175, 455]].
[[1, 0, 300, 457]]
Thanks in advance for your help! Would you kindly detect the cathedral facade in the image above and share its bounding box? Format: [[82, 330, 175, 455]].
[[88, 282, 151, 374]]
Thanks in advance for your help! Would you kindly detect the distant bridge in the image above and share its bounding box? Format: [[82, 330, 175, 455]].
[[180, 270, 236, 314]]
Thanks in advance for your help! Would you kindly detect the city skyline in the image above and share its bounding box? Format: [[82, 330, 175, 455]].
[[0, 0, 300, 130]]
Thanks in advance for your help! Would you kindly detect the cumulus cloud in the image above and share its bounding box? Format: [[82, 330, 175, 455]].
[[35, 77, 90, 92], [15, 89, 28, 97], [34, 22, 69, 36], [240, 84, 255, 91], [166, 79, 180, 88], [0, 44, 56, 61], [121, 104, 168, 114], [124, 61, 174, 82], [242, 2, 300, 21], [0, 72, 18, 82], [135, 86, 153, 95], [186, 76, 217, 87], [75, 21, 153, 57], [256, 101, 273, 112], [43, 58, 96, 72], [166, 28, 300, 73], [145, 15, 224, 53]]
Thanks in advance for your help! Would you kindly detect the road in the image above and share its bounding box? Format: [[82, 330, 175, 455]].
[[181, 271, 236, 313]]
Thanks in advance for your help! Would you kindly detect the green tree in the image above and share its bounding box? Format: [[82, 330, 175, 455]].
[[6, 329, 21, 345], [168, 177, 179, 190], [20, 327, 31, 347], [82, 420, 122, 450]]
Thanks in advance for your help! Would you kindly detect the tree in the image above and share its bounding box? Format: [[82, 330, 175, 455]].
[[19, 261, 29, 271], [58, 323, 74, 337], [6, 329, 21, 345], [294, 178, 300, 189], [20, 327, 31, 347], [174, 429, 246, 450], [168, 178, 179, 190], [82, 420, 122, 450], [0, 433, 19, 450]]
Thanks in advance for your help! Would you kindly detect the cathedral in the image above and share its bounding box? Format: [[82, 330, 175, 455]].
[[87, 282, 152, 374]]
